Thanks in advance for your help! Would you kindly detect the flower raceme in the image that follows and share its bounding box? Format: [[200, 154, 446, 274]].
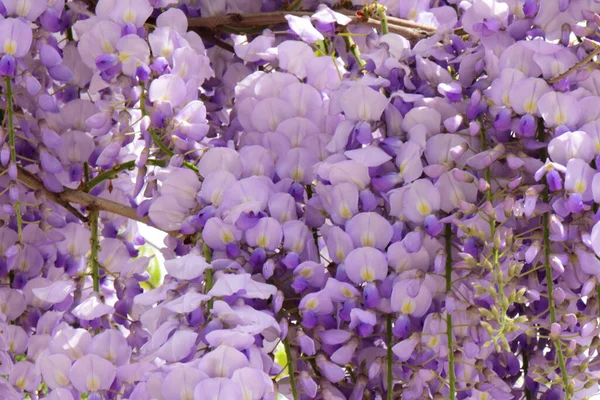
[[2, 0, 600, 399]]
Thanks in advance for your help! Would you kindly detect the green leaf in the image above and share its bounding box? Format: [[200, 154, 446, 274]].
[[274, 342, 288, 380], [138, 245, 162, 290]]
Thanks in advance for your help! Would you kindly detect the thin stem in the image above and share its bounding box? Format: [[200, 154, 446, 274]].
[[542, 203, 570, 396], [139, 84, 199, 173], [90, 208, 100, 292], [84, 159, 166, 191], [597, 285, 600, 321], [538, 122, 570, 398], [287, 0, 303, 10], [284, 336, 299, 400], [202, 243, 214, 310], [342, 28, 366, 68], [523, 347, 532, 400], [480, 128, 506, 348], [445, 223, 456, 400], [375, 3, 389, 35], [548, 42, 600, 84], [5, 76, 22, 242], [306, 185, 320, 261], [386, 314, 394, 400]]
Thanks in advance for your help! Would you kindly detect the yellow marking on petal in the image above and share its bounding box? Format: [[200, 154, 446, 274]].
[[574, 179, 586, 194], [361, 234, 374, 247], [339, 205, 352, 219], [595, 140, 600, 154], [56, 372, 70, 386], [16, 0, 31, 17], [87, 376, 99, 392], [342, 287, 354, 298], [181, 391, 194, 400], [427, 336, 439, 348], [177, 63, 188, 79], [336, 249, 345, 261], [253, 165, 264, 175], [519, 65, 528, 75], [101, 41, 114, 53], [399, 161, 407, 176], [555, 112, 567, 126], [291, 167, 304, 181], [211, 191, 223, 205], [502, 94, 510, 107], [408, 8, 417, 20], [417, 200, 431, 216], [292, 240, 304, 253], [4, 40, 17, 56], [451, 192, 462, 206], [401, 301, 415, 314], [360, 268, 374, 282], [118, 52, 130, 63], [123, 9, 136, 24], [300, 268, 312, 278], [161, 45, 173, 58], [221, 232, 234, 243], [395, 261, 408, 273], [551, 61, 563, 76], [15, 378, 26, 390], [305, 298, 318, 310], [524, 100, 536, 114], [257, 234, 268, 248]]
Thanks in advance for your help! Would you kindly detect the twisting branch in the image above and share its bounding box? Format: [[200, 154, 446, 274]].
[[187, 10, 434, 41], [548, 41, 600, 84], [7, 166, 183, 239]]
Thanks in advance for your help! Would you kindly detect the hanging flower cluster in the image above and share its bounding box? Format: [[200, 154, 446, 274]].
[[3, 0, 600, 399]]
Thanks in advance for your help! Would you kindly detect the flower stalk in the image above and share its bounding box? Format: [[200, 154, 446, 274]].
[[374, 3, 389, 35], [538, 121, 570, 399], [386, 314, 394, 400], [445, 223, 455, 399], [284, 333, 299, 400], [5, 76, 22, 242], [139, 83, 198, 173], [342, 29, 366, 68], [89, 208, 100, 293], [84, 159, 166, 192], [480, 128, 508, 350]]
